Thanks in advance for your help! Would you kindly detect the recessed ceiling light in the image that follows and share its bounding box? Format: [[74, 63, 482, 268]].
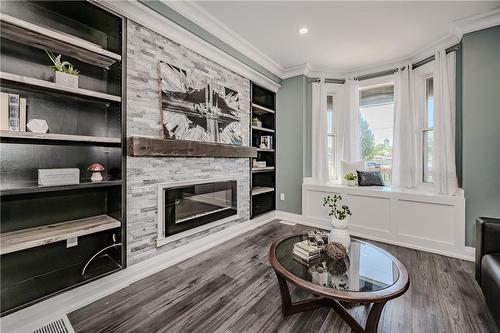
[[299, 27, 308, 35]]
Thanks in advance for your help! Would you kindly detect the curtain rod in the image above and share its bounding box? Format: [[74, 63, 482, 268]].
[[309, 42, 461, 84], [358, 42, 461, 81], [308, 78, 345, 84]]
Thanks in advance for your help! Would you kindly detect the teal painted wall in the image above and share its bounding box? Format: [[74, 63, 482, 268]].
[[276, 75, 309, 214], [462, 25, 500, 246]]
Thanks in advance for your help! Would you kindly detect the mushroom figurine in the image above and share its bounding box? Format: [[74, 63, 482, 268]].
[[87, 163, 105, 182]]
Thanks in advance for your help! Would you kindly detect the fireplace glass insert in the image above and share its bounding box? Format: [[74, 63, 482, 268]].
[[163, 180, 237, 236]]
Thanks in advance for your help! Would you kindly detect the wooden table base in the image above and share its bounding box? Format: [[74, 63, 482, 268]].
[[275, 272, 387, 333]]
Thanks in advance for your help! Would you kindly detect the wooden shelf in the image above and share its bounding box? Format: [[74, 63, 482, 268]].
[[0, 14, 121, 68], [0, 72, 121, 103], [0, 131, 121, 146], [0, 214, 121, 255], [252, 186, 275, 196], [252, 167, 275, 173], [128, 136, 257, 158], [256, 148, 275, 152], [252, 103, 275, 114], [1, 180, 122, 196], [252, 126, 275, 133]]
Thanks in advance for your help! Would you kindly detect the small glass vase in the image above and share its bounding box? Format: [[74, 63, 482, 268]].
[[329, 216, 351, 248]]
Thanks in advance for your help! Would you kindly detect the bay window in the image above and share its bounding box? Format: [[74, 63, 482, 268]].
[[358, 82, 394, 183]]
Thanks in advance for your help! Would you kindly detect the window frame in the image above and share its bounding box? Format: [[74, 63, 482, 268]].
[[358, 75, 395, 184], [326, 94, 337, 180], [422, 76, 434, 183], [324, 83, 343, 182], [413, 61, 435, 189]]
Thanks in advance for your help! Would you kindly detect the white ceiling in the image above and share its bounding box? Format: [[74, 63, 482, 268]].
[[191, 1, 499, 74]]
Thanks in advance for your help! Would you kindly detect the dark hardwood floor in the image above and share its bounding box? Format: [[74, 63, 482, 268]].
[[68, 221, 498, 333]]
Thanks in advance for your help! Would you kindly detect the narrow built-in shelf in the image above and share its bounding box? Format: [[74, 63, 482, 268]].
[[0, 131, 121, 146], [256, 148, 275, 152], [0, 14, 121, 68], [252, 186, 275, 196], [0, 72, 121, 103], [252, 103, 275, 114], [252, 167, 275, 173], [252, 126, 275, 133], [1, 180, 122, 196], [0, 214, 121, 255]]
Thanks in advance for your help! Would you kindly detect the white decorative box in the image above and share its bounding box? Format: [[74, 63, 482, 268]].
[[254, 161, 267, 168], [38, 168, 80, 186]]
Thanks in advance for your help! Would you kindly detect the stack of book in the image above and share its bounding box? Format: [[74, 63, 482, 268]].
[[0, 92, 27, 132], [293, 240, 322, 265]]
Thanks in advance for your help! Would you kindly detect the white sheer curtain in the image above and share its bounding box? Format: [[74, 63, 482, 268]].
[[392, 65, 418, 188], [341, 77, 360, 162], [311, 79, 329, 182], [434, 50, 458, 195]]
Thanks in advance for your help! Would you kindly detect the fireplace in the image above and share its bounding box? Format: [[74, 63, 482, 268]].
[[158, 179, 238, 239]]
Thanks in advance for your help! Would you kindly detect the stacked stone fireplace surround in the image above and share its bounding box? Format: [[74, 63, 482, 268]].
[[127, 21, 251, 265]]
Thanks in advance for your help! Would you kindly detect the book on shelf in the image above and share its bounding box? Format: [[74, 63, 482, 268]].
[[0, 92, 8, 130], [8, 94, 20, 131], [19, 97, 26, 132], [0, 93, 27, 132]]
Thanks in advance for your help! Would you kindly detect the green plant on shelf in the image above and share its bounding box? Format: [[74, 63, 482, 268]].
[[343, 172, 357, 181], [45, 49, 80, 76]]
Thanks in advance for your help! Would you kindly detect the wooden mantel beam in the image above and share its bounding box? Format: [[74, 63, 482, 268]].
[[128, 136, 257, 158]]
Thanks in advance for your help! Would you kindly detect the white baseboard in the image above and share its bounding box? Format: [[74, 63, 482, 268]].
[[0, 212, 276, 333], [275, 210, 475, 262]]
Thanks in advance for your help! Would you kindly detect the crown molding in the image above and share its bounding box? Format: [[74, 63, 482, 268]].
[[451, 7, 500, 38], [94, 0, 281, 92], [164, 1, 285, 78], [94, 2, 497, 88], [281, 63, 312, 79], [279, 7, 500, 81]]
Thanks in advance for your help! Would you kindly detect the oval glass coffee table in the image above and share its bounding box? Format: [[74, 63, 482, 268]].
[[269, 234, 410, 333]]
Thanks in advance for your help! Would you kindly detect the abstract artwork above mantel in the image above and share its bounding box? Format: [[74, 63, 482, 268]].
[[159, 61, 243, 145]]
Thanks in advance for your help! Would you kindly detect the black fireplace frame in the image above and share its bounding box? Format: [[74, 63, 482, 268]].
[[161, 180, 238, 237]]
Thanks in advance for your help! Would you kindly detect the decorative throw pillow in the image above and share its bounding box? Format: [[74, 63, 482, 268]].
[[356, 170, 384, 186], [340, 161, 364, 184]]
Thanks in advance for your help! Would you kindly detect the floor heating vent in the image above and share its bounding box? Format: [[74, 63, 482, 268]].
[[32, 316, 75, 333]]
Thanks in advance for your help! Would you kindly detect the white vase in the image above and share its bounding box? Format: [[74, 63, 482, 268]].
[[346, 179, 357, 186], [54, 71, 78, 88], [329, 216, 351, 248]]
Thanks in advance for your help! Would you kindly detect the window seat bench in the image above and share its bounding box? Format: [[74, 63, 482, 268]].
[[301, 179, 470, 261]]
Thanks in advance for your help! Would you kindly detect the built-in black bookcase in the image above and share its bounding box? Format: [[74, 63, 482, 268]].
[[250, 83, 276, 218], [0, 1, 126, 315]]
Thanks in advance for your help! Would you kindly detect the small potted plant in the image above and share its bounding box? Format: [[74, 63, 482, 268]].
[[45, 49, 80, 88], [323, 195, 352, 247], [252, 117, 262, 127], [344, 172, 357, 186]]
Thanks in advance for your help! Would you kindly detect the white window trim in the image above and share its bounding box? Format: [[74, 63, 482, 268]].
[[325, 83, 343, 182], [413, 61, 435, 191], [358, 75, 395, 185]]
